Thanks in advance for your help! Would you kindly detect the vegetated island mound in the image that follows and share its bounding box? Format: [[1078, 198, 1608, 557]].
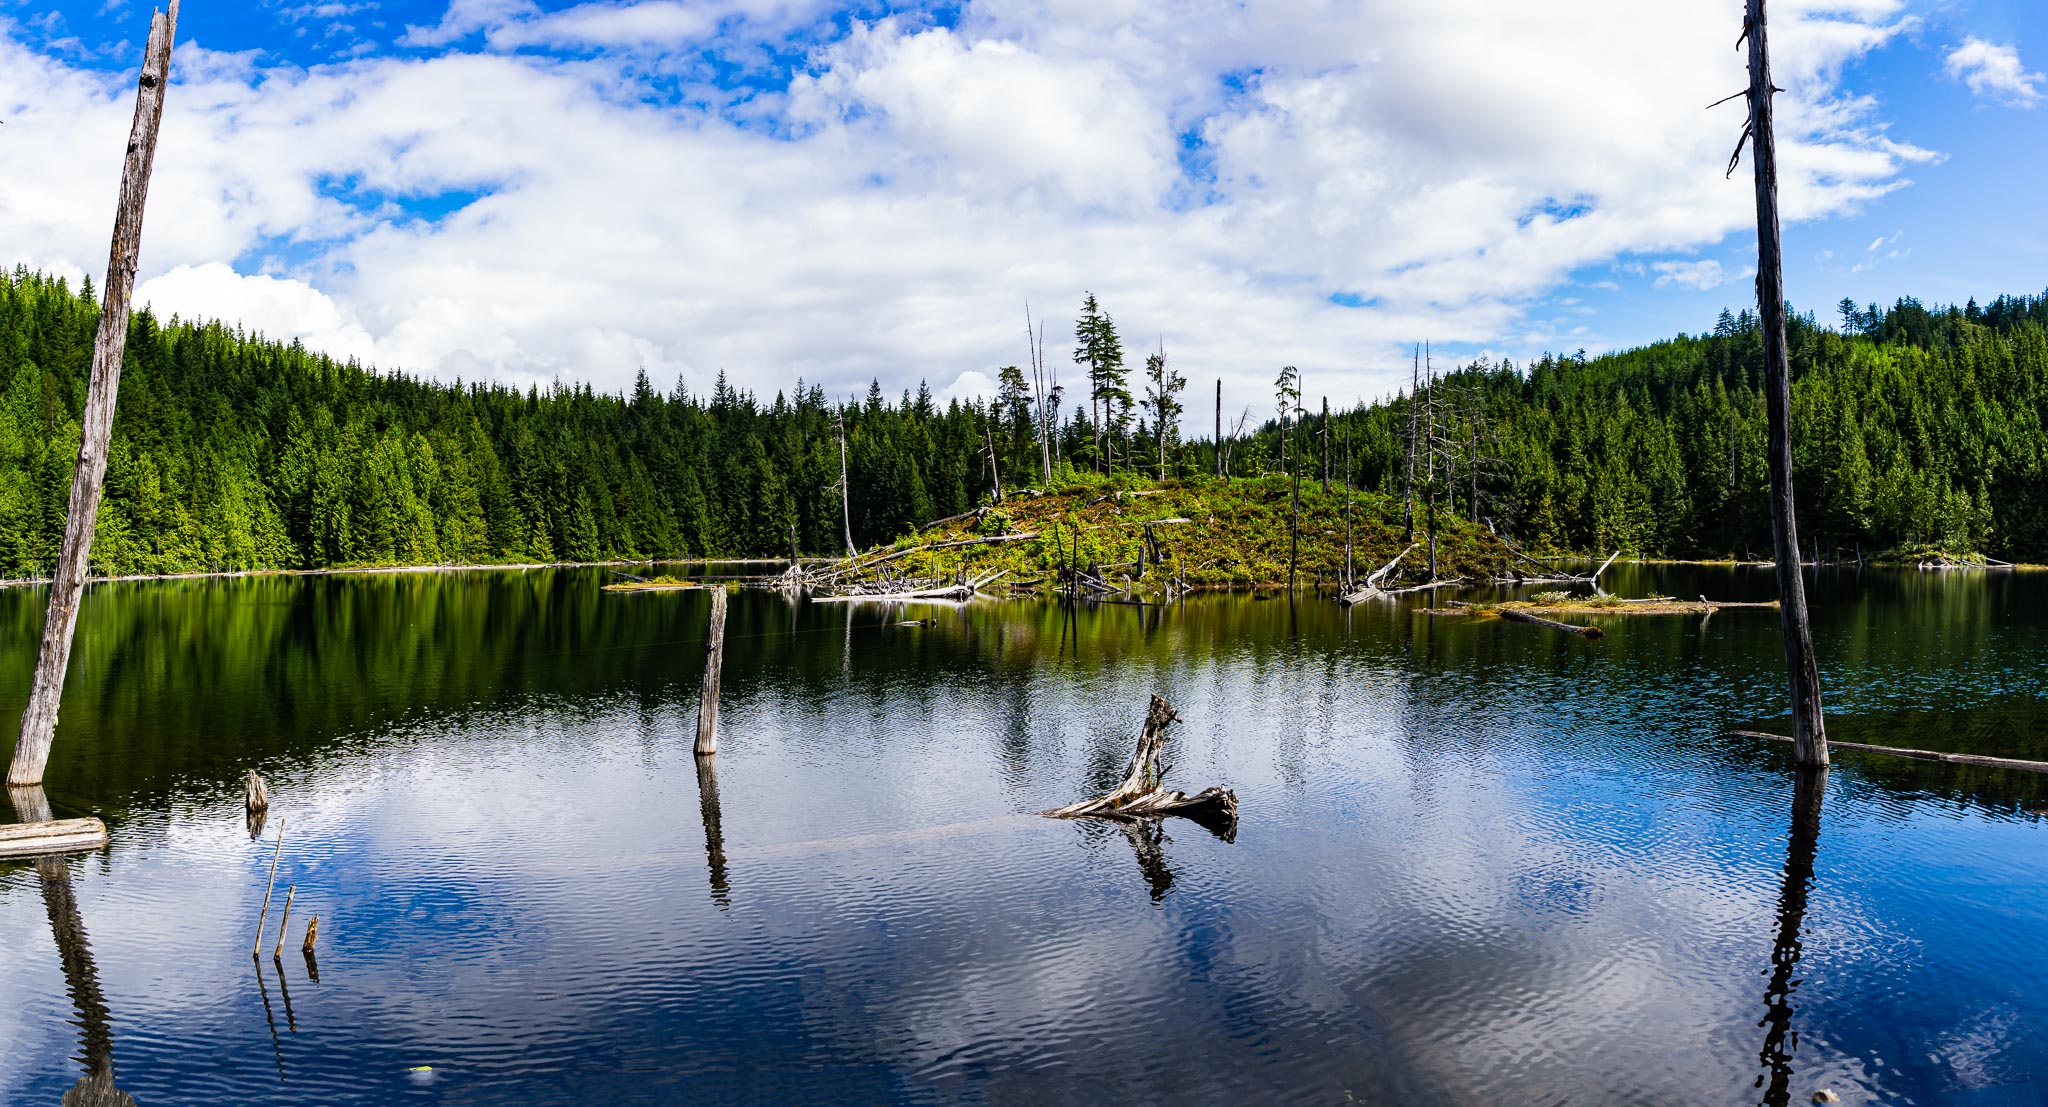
[[858, 474, 1515, 593]]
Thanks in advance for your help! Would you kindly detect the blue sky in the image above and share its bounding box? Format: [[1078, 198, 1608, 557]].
[[2, 0, 2043, 412]]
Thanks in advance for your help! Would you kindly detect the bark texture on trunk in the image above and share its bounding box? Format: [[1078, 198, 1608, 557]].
[[10, 2, 180, 787], [1744, 0, 1827, 766], [694, 588, 728, 756]]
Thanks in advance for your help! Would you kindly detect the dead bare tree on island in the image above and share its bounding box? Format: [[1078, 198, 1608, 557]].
[[1402, 346, 1420, 543], [9, 1, 180, 787], [1726, 0, 1828, 766], [833, 410, 856, 559]]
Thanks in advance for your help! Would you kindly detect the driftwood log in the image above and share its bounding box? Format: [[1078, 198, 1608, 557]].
[[1499, 607, 1604, 638], [1339, 542, 1420, 605], [1042, 696, 1237, 829], [0, 818, 110, 860]]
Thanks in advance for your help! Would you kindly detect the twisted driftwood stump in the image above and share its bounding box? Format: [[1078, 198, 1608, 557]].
[[1042, 695, 1237, 831]]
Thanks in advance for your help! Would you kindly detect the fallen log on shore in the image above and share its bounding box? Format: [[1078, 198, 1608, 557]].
[[1339, 542, 1420, 605], [1041, 695, 1237, 830], [811, 584, 976, 603], [1498, 607, 1604, 638], [1729, 730, 2048, 774]]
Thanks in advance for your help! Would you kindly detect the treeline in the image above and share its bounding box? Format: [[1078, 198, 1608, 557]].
[[5, 263, 2048, 574], [1291, 294, 2048, 560], [0, 268, 1015, 574]]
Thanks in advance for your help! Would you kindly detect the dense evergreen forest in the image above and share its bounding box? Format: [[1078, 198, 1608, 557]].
[[2, 265, 2046, 576]]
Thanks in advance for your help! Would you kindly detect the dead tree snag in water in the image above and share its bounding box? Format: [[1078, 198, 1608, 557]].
[[1042, 695, 1236, 831], [1731, 0, 1827, 766], [10, 1, 180, 787], [694, 588, 728, 756]]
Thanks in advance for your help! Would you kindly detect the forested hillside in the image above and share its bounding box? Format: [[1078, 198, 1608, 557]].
[[1314, 294, 2048, 560], [3, 264, 2047, 576]]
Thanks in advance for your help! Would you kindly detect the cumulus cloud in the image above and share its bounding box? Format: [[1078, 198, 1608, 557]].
[[1651, 260, 1732, 292], [1, 0, 1935, 414], [1944, 37, 2044, 107]]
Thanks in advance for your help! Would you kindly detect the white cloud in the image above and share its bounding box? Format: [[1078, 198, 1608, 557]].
[[1944, 37, 2044, 108], [1650, 260, 1733, 292], [0, 0, 1935, 417], [1850, 230, 1908, 274], [136, 262, 381, 363]]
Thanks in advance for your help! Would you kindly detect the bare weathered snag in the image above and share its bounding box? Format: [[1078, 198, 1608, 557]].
[[302, 915, 319, 956], [1735, 0, 1827, 766], [10, 1, 180, 787], [694, 588, 728, 756], [1042, 695, 1236, 830], [246, 770, 269, 813]]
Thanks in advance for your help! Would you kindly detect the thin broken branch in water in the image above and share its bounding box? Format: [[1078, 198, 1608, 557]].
[[1729, 730, 2048, 775], [1041, 695, 1237, 832], [254, 818, 286, 959]]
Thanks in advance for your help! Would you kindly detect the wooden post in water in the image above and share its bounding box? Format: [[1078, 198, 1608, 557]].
[[273, 885, 295, 960], [9, 1, 180, 788], [694, 588, 728, 756], [1739, 0, 1827, 766]]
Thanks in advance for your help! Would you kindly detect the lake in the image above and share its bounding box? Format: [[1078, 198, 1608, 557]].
[[3, 565, 2047, 1105]]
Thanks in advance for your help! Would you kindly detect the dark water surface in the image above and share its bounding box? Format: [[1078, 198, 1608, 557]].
[[3, 565, 2047, 1105]]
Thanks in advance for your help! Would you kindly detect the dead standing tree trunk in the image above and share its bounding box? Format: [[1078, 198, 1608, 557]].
[[1734, 0, 1827, 766], [10, 1, 180, 787], [834, 412, 857, 560], [1042, 695, 1236, 828], [694, 588, 728, 756], [1215, 379, 1223, 478]]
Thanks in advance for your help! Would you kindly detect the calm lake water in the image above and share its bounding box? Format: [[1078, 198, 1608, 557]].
[[3, 565, 2047, 1105]]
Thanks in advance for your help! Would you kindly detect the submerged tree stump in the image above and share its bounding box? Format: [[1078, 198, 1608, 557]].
[[246, 770, 269, 814], [1042, 695, 1237, 830]]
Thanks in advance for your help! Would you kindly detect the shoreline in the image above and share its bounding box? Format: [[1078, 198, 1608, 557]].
[[0, 557, 817, 591]]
